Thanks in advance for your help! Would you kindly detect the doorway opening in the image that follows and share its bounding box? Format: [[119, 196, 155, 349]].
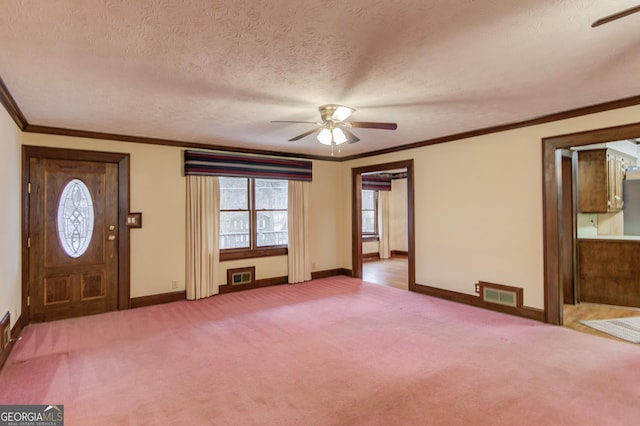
[[542, 122, 640, 325], [351, 160, 415, 291]]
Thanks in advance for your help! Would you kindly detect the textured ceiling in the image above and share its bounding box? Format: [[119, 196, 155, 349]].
[[1, 1, 639, 158]]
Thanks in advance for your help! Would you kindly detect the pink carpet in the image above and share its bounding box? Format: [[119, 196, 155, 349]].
[[1, 276, 639, 425]]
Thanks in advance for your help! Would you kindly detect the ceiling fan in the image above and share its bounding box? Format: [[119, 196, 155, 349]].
[[592, 5, 640, 27], [272, 104, 397, 154]]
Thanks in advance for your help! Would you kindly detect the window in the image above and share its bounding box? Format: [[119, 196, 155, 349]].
[[219, 177, 288, 255], [362, 189, 378, 236]]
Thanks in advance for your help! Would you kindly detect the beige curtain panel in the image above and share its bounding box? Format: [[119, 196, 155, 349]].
[[186, 175, 220, 300], [288, 180, 311, 283]]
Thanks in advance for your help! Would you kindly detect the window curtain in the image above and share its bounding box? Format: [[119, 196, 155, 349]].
[[186, 175, 220, 300], [288, 180, 311, 283], [378, 190, 391, 259]]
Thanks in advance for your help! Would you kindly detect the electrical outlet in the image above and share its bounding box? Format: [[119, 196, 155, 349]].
[[171, 280, 179, 290]]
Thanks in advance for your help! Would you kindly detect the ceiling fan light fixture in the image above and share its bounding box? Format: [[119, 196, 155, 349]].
[[332, 128, 348, 145], [274, 103, 396, 152], [317, 128, 333, 145]]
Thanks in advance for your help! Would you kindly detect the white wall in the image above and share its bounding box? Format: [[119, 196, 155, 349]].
[[21, 134, 342, 297], [340, 105, 640, 310], [390, 178, 408, 252], [23, 134, 187, 297], [308, 160, 343, 272], [363, 240, 379, 254], [0, 108, 22, 330], [8, 104, 640, 313]]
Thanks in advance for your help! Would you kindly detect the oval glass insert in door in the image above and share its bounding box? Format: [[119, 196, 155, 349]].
[[57, 179, 95, 258]]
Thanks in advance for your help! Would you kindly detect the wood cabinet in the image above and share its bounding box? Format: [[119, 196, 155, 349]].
[[578, 239, 640, 308], [577, 149, 630, 213]]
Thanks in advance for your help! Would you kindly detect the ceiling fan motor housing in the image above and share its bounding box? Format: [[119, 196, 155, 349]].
[[319, 104, 354, 122]]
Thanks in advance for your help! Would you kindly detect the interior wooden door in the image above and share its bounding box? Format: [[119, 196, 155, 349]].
[[28, 157, 119, 322]]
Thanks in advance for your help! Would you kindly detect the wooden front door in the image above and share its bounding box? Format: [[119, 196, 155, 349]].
[[28, 157, 119, 322]]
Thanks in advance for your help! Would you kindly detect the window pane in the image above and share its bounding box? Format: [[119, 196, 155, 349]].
[[257, 211, 288, 247], [362, 211, 375, 234], [220, 211, 250, 249], [255, 179, 288, 210], [219, 177, 248, 210], [362, 190, 375, 210]]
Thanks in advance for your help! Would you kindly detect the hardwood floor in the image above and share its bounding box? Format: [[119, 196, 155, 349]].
[[564, 303, 640, 344], [363, 257, 639, 344], [362, 256, 408, 290]]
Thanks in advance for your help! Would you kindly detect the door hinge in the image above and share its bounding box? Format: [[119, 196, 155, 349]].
[[27, 182, 31, 194], [27, 296, 30, 307], [27, 237, 31, 248]]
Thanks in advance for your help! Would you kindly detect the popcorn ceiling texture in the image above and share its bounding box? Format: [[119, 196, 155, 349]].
[[0, 1, 639, 157]]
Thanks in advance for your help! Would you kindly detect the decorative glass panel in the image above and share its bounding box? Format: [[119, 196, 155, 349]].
[[57, 179, 95, 258]]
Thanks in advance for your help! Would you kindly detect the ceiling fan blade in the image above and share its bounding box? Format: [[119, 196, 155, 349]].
[[592, 5, 640, 27], [271, 120, 320, 125], [342, 128, 360, 144], [288, 128, 318, 142], [348, 121, 398, 130]]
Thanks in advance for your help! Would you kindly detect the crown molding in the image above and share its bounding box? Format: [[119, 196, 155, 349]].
[[339, 94, 640, 161], [0, 76, 28, 130], [24, 124, 339, 162], [1, 72, 638, 162]]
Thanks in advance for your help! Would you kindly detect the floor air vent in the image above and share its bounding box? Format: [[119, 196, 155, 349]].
[[227, 266, 255, 286], [476, 281, 523, 308]]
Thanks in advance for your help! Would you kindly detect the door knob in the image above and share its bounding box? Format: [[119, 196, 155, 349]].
[[108, 235, 116, 241]]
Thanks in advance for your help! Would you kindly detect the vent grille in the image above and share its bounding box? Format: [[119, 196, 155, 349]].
[[476, 281, 523, 308], [227, 266, 255, 286], [231, 271, 253, 285], [483, 288, 517, 307]]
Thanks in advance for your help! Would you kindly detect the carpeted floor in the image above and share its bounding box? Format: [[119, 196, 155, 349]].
[[1, 276, 639, 425]]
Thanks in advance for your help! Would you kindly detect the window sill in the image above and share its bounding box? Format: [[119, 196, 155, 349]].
[[219, 247, 288, 261], [362, 235, 379, 242]]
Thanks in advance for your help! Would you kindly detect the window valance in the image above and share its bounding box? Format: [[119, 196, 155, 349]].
[[184, 150, 312, 181], [362, 174, 392, 191]]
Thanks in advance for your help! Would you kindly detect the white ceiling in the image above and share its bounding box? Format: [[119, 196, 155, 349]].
[[1, 1, 639, 159]]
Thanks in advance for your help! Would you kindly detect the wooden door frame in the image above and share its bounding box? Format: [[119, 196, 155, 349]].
[[22, 146, 131, 321], [542, 121, 640, 324], [351, 159, 415, 290]]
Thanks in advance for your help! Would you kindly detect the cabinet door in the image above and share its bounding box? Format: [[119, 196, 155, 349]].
[[615, 157, 625, 210], [578, 150, 609, 213]]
